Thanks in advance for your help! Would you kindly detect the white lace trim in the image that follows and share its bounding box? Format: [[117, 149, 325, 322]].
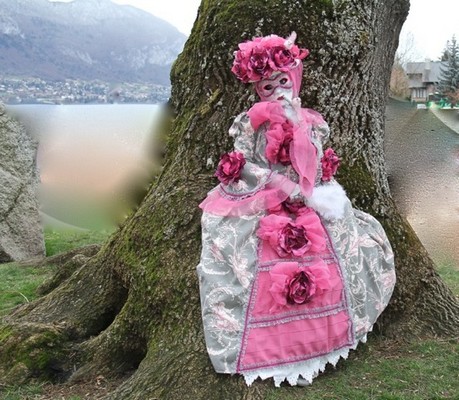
[[242, 334, 368, 387]]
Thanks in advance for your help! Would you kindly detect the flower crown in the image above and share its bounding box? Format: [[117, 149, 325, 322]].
[[231, 32, 309, 83]]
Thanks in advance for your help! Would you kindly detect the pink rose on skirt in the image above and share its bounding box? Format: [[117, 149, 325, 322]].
[[257, 210, 326, 258], [268, 261, 331, 309], [215, 151, 246, 185], [287, 270, 316, 304], [321, 148, 340, 182], [278, 222, 311, 257]]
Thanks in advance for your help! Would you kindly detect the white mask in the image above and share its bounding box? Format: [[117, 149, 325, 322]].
[[255, 72, 294, 102]]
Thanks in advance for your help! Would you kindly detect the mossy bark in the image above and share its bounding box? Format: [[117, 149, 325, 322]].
[[1, 0, 458, 399]]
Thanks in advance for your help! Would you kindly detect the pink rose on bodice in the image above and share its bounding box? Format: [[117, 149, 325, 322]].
[[215, 152, 246, 185], [265, 119, 295, 165], [277, 127, 294, 165], [321, 148, 340, 182], [268, 261, 331, 309], [257, 210, 326, 258]]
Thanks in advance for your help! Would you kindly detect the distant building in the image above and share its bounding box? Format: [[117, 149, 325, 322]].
[[406, 61, 446, 103]]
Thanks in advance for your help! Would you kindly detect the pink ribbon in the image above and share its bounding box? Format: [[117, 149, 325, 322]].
[[247, 101, 318, 197]]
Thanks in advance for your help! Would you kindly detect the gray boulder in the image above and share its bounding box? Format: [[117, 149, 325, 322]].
[[0, 103, 45, 262]]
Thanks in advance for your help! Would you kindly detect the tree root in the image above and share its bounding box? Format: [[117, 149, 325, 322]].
[[68, 292, 149, 383], [0, 248, 128, 385]]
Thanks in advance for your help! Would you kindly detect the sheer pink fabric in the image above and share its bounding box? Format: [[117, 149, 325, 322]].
[[248, 100, 318, 197], [247, 101, 285, 129], [199, 173, 297, 217], [257, 211, 327, 258], [288, 61, 303, 98], [300, 107, 326, 126]]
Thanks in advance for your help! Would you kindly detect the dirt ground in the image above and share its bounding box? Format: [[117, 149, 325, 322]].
[[1, 376, 126, 400]]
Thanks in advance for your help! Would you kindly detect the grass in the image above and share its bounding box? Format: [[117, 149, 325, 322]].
[[0, 230, 458, 399], [0, 227, 112, 399], [436, 259, 459, 296], [0, 228, 112, 319], [265, 261, 459, 400], [44, 227, 113, 257], [266, 338, 459, 399], [0, 262, 55, 318], [0, 384, 45, 400]]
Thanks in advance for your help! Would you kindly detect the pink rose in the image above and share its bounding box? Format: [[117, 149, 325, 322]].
[[257, 211, 326, 258], [259, 34, 285, 49], [287, 270, 316, 304], [290, 44, 310, 60], [268, 261, 332, 310], [278, 123, 294, 165], [269, 46, 295, 71], [321, 148, 340, 182], [215, 152, 246, 185], [231, 35, 310, 82], [267, 199, 307, 217], [265, 120, 294, 165], [278, 222, 311, 257], [231, 61, 248, 83], [231, 50, 250, 82], [247, 46, 273, 81]]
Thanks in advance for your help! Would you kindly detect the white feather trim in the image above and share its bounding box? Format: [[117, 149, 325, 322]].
[[306, 182, 348, 221]]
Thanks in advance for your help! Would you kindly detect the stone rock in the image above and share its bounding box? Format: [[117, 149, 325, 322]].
[[0, 103, 45, 262]]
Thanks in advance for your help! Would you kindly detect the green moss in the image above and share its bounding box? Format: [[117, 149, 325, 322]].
[[198, 89, 222, 117], [337, 156, 379, 213], [0, 325, 14, 343], [0, 325, 69, 383]]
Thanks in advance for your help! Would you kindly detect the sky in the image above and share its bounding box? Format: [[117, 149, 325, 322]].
[[52, 0, 458, 61], [399, 0, 459, 61], [110, 0, 201, 35]]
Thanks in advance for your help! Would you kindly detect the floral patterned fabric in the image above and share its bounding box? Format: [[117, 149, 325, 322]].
[[196, 101, 395, 386]]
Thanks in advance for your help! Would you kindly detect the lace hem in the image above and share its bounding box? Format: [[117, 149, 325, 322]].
[[242, 334, 368, 387]]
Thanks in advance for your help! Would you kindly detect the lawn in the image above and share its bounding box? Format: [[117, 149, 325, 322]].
[[0, 227, 112, 318], [0, 229, 458, 400]]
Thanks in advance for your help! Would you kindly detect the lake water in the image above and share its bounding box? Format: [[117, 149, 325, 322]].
[[6, 104, 162, 229]]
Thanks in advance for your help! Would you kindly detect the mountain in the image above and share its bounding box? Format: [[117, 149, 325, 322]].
[[0, 0, 186, 85]]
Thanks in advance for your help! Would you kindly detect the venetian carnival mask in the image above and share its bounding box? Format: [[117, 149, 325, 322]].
[[231, 32, 309, 102], [255, 72, 294, 102]]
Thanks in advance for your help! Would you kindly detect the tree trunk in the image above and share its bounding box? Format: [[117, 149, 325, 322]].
[[1, 0, 458, 398]]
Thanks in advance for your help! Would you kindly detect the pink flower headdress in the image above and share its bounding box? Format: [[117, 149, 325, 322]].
[[231, 32, 309, 83]]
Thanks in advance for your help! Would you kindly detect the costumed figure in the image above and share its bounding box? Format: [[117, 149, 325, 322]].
[[196, 32, 396, 387]]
